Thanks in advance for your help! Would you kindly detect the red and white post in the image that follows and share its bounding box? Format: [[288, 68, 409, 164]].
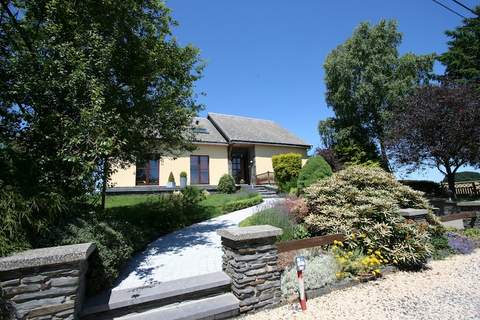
[[295, 256, 307, 311]]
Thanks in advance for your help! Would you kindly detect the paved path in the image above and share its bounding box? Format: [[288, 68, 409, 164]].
[[113, 198, 281, 291]]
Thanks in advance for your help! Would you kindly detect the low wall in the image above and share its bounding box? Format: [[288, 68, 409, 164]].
[[0, 243, 95, 320], [218, 225, 283, 314]]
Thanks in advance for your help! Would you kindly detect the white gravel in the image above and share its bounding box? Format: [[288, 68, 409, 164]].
[[241, 249, 480, 320]]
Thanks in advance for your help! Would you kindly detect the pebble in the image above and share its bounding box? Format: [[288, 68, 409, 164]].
[[239, 249, 480, 320]]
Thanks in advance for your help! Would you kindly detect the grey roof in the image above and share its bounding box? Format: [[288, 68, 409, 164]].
[[192, 117, 227, 144], [207, 113, 310, 147]]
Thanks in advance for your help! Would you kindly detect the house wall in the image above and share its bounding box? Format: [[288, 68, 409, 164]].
[[109, 144, 229, 187], [254, 145, 308, 175]]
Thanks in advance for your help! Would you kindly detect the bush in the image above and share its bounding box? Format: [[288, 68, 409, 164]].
[[221, 194, 262, 213], [399, 180, 443, 196], [303, 165, 435, 269], [281, 250, 337, 297], [272, 153, 302, 192], [430, 235, 454, 260], [180, 171, 187, 178], [239, 205, 308, 242], [297, 156, 332, 192], [168, 172, 175, 183], [217, 174, 236, 194]]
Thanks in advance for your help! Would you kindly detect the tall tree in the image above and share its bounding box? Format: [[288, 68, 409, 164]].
[[324, 20, 434, 170], [438, 6, 480, 83], [0, 0, 202, 220], [387, 82, 480, 197]]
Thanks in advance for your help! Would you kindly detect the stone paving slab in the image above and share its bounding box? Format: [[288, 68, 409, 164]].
[[113, 198, 281, 291]]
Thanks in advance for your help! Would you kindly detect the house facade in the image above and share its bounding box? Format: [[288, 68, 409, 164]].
[[109, 113, 310, 189]]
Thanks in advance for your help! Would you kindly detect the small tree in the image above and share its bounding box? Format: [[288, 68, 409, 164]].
[[387, 82, 480, 197], [272, 153, 302, 192], [297, 156, 332, 192], [218, 174, 236, 194]]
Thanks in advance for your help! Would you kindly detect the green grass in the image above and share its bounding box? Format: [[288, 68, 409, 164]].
[[106, 194, 160, 208], [239, 207, 301, 242]]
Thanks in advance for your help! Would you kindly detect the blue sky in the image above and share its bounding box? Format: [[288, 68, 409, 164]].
[[166, 0, 479, 182]]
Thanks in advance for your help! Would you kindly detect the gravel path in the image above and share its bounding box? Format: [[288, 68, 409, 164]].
[[113, 198, 281, 290], [241, 249, 480, 320]]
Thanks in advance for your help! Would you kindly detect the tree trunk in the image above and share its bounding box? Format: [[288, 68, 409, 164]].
[[101, 157, 109, 210], [379, 139, 391, 172], [445, 165, 456, 200]]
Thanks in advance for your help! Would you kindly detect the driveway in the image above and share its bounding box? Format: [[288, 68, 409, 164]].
[[113, 198, 281, 291]]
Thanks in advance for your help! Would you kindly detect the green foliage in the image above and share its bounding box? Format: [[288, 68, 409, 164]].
[[168, 172, 175, 183], [442, 171, 480, 182], [438, 7, 480, 83], [217, 174, 236, 194], [324, 20, 434, 169], [430, 235, 454, 260], [221, 195, 263, 214], [239, 205, 309, 241], [462, 228, 480, 240], [272, 153, 303, 192], [303, 166, 434, 269], [281, 251, 337, 297], [0, 0, 202, 249], [297, 156, 333, 192], [400, 180, 444, 196], [180, 171, 188, 178]]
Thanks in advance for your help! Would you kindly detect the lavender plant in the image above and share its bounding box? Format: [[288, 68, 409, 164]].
[[446, 232, 475, 254]]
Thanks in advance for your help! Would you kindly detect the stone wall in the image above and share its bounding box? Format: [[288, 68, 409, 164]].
[[218, 225, 282, 314], [0, 243, 95, 320]]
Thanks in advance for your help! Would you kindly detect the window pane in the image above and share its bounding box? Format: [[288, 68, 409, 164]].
[[148, 160, 159, 184], [200, 171, 209, 184], [199, 156, 208, 170]]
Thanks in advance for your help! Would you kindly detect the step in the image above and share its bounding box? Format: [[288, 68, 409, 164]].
[[81, 272, 232, 319], [117, 293, 239, 320]]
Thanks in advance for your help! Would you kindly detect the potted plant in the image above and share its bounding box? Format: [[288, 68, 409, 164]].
[[180, 171, 187, 188], [167, 172, 176, 188]]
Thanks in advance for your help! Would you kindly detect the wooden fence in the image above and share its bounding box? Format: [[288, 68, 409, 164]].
[[442, 181, 480, 197], [255, 171, 275, 185]]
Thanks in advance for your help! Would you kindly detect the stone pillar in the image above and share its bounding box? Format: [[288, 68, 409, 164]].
[[217, 225, 282, 314], [0, 243, 95, 320]]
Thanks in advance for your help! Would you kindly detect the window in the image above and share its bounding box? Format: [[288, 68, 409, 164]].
[[190, 155, 209, 184], [136, 159, 159, 185]]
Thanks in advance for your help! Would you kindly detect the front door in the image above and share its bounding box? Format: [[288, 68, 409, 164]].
[[231, 153, 248, 184]]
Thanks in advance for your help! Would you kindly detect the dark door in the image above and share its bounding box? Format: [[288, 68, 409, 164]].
[[232, 154, 248, 184]]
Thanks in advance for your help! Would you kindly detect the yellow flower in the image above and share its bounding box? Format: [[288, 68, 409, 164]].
[[374, 250, 381, 256], [367, 248, 372, 254], [374, 269, 381, 274]]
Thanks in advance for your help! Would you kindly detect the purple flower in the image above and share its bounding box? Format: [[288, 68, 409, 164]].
[[446, 232, 475, 254]]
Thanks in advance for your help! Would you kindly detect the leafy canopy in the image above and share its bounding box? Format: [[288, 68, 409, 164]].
[[0, 0, 202, 252], [387, 82, 480, 196], [323, 20, 434, 169], [438, 7, 480, 83]]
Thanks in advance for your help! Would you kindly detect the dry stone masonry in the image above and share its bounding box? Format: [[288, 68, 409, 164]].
[[217, 225, 282, 314], [0, 243, 95, 320]]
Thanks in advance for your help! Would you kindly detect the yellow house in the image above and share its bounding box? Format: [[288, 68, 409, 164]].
[[109, 113, 310, 191]]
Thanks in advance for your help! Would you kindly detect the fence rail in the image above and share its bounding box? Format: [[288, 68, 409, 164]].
[[442, 181, 480, 197], [277, 233, 345, 253], [255, 171, 275, 185]]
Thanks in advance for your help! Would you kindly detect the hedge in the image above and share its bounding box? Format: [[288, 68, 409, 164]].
[[272, 153, 303, 192], [221, 194, 263, 213]]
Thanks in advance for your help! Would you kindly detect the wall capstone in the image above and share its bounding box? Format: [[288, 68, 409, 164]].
[[217, 225, 282, 314], [0, 243, 95, 320]]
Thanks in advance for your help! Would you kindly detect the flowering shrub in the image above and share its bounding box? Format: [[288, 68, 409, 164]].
[[303, 166, 436, 269], [446, 232, 475, 254], [332, 240, 386, 279], [284, 195, 309, 222]]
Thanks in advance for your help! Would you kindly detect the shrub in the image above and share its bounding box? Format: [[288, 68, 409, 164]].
[[303, 165, 435, 269], [399, 180, 443, 196], [168, 172, 175, 183], [180, 171, 187, 178], [281, 250, 337, 297], [430, 235, 454, 260], [239, 205, 305, 242], [462, 228, 480, 239], [284, 195, 309, 222], [331, 243, 385, 279], [221, 194, 262, 213], [217, 174, 236, 194], [272, 153, 302, 192], [297, 156, 332, 192]]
